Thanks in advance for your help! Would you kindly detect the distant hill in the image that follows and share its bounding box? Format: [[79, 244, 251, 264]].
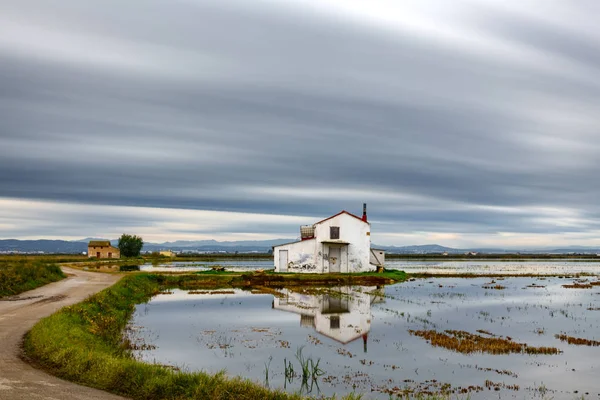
[[0, 239, 88, 254], [0, 238, 295, 254], [374, 244, 461, 254], [149, 239, 294, 248], [1, 239, 600, 255]]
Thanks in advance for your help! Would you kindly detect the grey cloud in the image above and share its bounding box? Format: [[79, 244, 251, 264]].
[[1, 0, 600, 244]]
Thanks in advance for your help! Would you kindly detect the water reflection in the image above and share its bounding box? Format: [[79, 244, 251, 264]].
[[272, 286, 384, 350], [130, 277, 600, 399], [134, 259, 600, 275]]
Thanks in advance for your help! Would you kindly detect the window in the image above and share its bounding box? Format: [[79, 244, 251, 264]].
[[330, 316, 340, 330], [330, 226, 340, 239]]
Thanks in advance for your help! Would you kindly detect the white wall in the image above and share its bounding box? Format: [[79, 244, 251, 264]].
[[273, 212, 374, 273], [370, 249, 385, 266], [313, 213, 372, 273], [273, 238, 319, 272]]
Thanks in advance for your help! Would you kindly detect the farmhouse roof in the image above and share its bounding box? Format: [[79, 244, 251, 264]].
[[272, 237, 315, 249], [88, 240, 111, 247], [314, 210, 368, 225]]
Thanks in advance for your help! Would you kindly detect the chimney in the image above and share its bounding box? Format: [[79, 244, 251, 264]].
[[362, 203, 367, 222]]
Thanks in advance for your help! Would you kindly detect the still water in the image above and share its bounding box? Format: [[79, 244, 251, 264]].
[[129, 276, 600, 399], [141, 259, 600, 275]]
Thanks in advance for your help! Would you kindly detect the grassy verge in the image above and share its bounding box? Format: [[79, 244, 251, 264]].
[[24, 274, 369, 400], [0, 257, 66, 297]]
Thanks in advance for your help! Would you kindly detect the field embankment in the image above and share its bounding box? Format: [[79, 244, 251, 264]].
[[0, 257, 67, 297], [162, 269, 407, 289], [24, 273, 374, 400]]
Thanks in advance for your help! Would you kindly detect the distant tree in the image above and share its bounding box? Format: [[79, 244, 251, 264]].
[[118, 234, 144, 257]]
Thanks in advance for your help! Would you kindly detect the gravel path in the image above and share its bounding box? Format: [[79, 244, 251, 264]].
[[0, 267, 126, 400]]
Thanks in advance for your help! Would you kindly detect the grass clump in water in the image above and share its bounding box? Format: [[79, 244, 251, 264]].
[[555, 333, 600, 346], [409, 329, 562, 355], [0, 257, 66, 297], [562, 283, 593, 289]]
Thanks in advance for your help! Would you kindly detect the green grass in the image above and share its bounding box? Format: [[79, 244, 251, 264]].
[[151, 269, 407, 290], [0, 257, 66, 297]]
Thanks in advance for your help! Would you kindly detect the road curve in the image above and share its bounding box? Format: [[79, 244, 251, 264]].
[[0, 267, 127, 400]]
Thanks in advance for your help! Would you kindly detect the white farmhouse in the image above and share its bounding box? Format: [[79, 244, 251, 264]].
[[273, 204, 384, 273]]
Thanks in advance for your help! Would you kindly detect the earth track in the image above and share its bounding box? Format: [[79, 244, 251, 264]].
[[0, 267, 126, 400]]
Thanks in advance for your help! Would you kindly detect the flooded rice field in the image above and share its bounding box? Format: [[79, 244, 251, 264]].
[[128, 276, 600, 399], [391, 260, 600, 276], [138, 260, 271, 272], [140, 259, 600, 275]]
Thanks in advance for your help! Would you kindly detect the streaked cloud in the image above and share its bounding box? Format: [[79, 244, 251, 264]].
[[1, 0, 600, 247]]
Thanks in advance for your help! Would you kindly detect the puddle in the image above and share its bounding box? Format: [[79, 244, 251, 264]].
[[128, 277, 600, 399]]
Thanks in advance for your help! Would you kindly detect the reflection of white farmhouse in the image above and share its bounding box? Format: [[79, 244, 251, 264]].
[[273, 204, 384, 273], [272, 286, 384, 352]]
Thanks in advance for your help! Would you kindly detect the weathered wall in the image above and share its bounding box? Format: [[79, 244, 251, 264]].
[[88, 246, 120, 259], [313, 213, 371, 273], [273, 238, 319, 272], [274, 213, 373, 273], [370, 249, 386, 266]]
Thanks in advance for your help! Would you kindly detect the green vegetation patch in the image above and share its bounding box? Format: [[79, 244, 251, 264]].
[[150, 269, 407, 290], [24, 274, 368, 400], [0, 257, 66, 297]]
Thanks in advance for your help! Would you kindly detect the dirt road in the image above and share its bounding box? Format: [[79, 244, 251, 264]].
[[0, 267, 126, 400]]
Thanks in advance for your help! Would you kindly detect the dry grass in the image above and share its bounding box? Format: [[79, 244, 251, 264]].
[[409, 329, 562, 355], [562, 283, 593, 289], [482, 285, 506, 290], [555, 333, 600, 346]]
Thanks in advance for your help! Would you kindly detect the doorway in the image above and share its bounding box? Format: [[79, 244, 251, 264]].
[[279, 250, 288, 272], [329, 247, 341, 273]]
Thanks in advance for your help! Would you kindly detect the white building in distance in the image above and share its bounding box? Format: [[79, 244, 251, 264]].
[[273, 204, 384, 273]]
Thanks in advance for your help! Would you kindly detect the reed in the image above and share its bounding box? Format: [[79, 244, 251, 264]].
[[562, 283, 593, 289], [555, 333, 600, 346], [409, 329, 562, 355]]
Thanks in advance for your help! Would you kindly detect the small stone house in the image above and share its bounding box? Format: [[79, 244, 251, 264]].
[[88, 240, 120, 259], [273, 204, 384, 273]]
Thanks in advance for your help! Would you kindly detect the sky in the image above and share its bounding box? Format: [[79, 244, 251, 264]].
[[1, 0, 600, 248]]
